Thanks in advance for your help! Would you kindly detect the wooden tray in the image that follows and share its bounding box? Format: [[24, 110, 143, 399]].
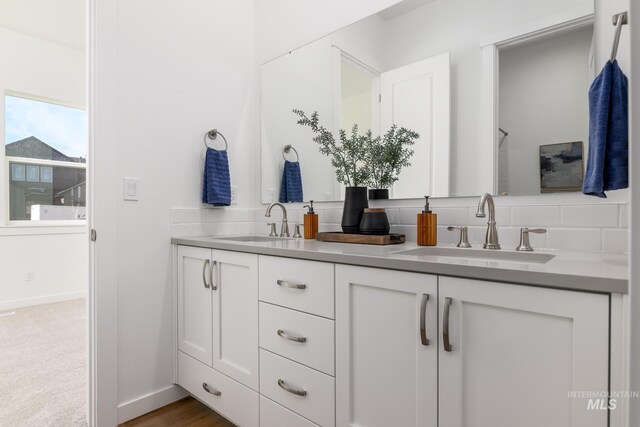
[[315, 232, 405, 245]]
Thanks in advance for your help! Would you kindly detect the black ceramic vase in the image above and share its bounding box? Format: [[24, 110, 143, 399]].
[[341, 187, 369, 234], [368, 189, 389, 200]]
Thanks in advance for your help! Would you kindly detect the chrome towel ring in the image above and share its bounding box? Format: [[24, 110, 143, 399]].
[[204, 129, 228, 151], [282, 144, 299, 162]]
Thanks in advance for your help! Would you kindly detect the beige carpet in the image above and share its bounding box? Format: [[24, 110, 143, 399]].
[[0, 299, 86, 427]]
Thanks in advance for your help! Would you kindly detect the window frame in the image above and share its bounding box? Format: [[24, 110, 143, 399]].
[[2, 91, 88, 229]]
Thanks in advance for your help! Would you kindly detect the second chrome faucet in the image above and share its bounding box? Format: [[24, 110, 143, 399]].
[[475, 193, 500, 250]]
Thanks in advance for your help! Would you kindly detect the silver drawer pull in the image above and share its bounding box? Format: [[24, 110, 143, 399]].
[[443, 297, 453, 352], [211, 261, 218, 291], [202, 260, 210, 289], [420, 293, 430, 346], [276, 279, 306, 290], [278, 379, 307, 397], [202, 382, 221, 396], [277, 329, 307, 343]]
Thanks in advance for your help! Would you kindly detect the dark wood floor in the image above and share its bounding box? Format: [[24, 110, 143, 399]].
[[120, 397, 236, 427]]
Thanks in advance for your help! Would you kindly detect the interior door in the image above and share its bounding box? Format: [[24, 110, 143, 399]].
[[211, 250, 259, 391], [438, 276, 609, 427], [380, 52, 450, 198]]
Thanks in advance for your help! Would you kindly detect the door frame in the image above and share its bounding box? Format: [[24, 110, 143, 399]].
[[87, 0, 119, 425], [479, 4, 594, 195]]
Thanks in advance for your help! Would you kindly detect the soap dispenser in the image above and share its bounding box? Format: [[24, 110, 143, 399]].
[[417, 196, 437, 246], [303, 201, 319, 239]]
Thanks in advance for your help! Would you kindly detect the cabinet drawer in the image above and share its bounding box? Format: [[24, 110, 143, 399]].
[[260, 396, 319, 427], [260, 349, 335, 427], [178, 351, 258, 427], [260, 302, 335, 375], [259, 256, 334, 318]]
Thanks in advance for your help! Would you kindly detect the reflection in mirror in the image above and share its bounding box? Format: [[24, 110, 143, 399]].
[[261, 0, 595, 203], [497, 24, 594, 196], [261, 1, 451, 203]]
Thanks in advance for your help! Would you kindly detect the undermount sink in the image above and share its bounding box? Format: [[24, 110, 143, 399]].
[[213, 235, 294, 243], [393, 246, 556, 264]]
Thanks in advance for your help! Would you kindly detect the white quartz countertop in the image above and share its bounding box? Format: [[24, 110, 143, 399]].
[[171, 235, 629, 294]]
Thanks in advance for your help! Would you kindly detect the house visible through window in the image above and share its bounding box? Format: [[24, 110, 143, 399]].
[[4, 94, 87, 221]]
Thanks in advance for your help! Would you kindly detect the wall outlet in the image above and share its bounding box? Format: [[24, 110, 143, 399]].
[[26, 271, 35, 281], [268, 188, 276, 203], [230, 185, 238, 205]]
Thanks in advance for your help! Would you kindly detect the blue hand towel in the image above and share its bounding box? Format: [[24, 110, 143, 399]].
[[279, 160, 303, 203], [202, 148, 231, 206], [582, 60, 628, 198]]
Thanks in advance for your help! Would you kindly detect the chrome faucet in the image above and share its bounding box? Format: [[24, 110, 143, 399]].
[[475, 193, 500, 250], [265, 202, 290, 237]]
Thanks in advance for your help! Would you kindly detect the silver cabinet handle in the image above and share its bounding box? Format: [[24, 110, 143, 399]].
[[278, 379, 307, 397], [202, 260, 210, 289], [420, 294, 430, 346], [202, 382, 221, 396], [210, 261, 218, 291], [277, 329, 307, 343], [276, 279, 306, 290], [443, 297, 453, 352]]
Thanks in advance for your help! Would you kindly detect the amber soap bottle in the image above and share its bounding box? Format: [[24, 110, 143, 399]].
[[303, 201, 319, 239], [417, 196, 437, 246]]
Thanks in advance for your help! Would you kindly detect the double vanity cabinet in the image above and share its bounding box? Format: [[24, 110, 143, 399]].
[[174, 240, 622, 427]]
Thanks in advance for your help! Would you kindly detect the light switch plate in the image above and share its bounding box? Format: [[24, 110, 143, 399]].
[[123, 177, 139, 201]]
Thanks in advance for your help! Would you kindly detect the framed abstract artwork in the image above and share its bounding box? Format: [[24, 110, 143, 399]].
[[539, 141, 584, 193]]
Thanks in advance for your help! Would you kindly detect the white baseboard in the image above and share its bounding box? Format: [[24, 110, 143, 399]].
[[0, 291, 86, 312], [118, 384, 189, 424]]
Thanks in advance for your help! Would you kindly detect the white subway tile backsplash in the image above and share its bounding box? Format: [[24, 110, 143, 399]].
[[603, 229, 629, 254], [171, 199, 629, 254], [560, 205, 618, 228], [437, 226, 458, 245], [511, 206, 561, 227], [227, 209, 252, 222], [399, 208, 422, 225], [323, 209, 343, 224], [619, 204, 629, 228], [467, 206, 511, 227], [546, 228, 602, 252], [434, 207, 468, 226], [204, 208, 227, 223]]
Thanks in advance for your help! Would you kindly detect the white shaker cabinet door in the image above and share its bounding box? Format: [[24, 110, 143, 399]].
[[438, 276, 609, 427], [177, 246, 213, 366], [211, 249, 259, 391], [336, 265, 438, 427]]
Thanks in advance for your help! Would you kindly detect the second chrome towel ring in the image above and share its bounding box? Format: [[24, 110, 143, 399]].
[[204, 129, 228, 151], [282, 145, 299, 162]]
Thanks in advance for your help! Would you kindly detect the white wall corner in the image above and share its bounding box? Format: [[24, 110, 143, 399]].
[[117, 384, 189, 424]]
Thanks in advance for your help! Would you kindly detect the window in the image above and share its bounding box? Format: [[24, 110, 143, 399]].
[[4, 94, 87, 221]]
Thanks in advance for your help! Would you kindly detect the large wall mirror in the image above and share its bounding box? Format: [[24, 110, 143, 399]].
[[260, 0, 594, 203]]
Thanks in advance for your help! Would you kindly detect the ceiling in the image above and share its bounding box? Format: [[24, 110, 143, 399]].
[[0, 0, 85, 50], [378, 0, 436, 21]]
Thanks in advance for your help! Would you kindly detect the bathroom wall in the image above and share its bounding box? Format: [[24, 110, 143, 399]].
[[113, 0, 255, 419], [0, 26, 87, 310]]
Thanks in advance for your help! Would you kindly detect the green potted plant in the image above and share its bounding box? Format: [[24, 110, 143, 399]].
[[293, 109, 370, 233], [364, 125, 419, 199]]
